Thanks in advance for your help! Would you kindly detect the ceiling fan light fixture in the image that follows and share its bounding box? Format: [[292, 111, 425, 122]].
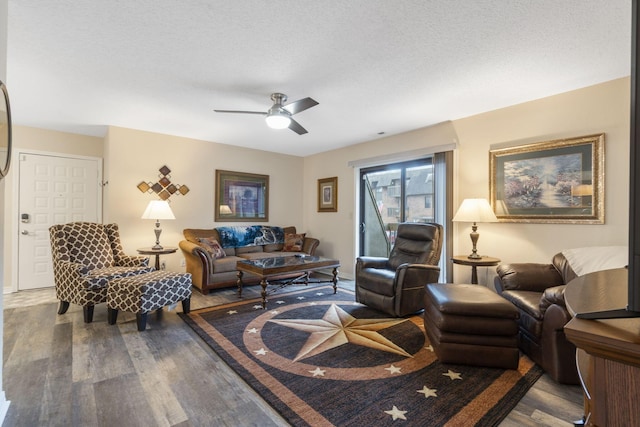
[[265, 112, 291, 129]]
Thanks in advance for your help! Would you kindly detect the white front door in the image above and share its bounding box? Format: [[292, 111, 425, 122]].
[[18, 153, 102, 290]]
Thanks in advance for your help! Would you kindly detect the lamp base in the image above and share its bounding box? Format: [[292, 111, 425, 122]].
[[152, 220, 163, 250], [468, 222, 482, 259]]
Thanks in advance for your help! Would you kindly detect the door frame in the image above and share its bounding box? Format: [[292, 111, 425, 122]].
[[9, 149, 103, 293]]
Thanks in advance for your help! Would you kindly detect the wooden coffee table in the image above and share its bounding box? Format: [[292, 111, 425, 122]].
[[236, 255, 340, 308]]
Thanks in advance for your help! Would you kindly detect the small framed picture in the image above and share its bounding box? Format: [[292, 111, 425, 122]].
[[318, 177, 338, 212]]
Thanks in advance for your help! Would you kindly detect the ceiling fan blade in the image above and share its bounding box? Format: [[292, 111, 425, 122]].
[[288, 118, 308, 135], [283, 97, 319, 115], [213, 109, 266, 115]]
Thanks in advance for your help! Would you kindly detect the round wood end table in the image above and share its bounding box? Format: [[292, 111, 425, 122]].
[[137, 247, 178, 270], [451, 255, 501, 284]]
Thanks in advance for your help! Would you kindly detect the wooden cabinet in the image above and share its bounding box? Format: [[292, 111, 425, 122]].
[[564, 268, 640, 427]]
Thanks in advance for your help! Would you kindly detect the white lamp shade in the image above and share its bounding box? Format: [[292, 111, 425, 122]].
[[141, 200, 175, 220], [265, 113, 291, 129], [452, 198, 497, 223]]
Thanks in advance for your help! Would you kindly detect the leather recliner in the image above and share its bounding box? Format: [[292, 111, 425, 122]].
[[494, 253, 579, 384], [355, 222, 443, 317]]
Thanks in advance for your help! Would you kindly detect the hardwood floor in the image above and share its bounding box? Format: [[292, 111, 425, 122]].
[[2, 280, 584, 426]]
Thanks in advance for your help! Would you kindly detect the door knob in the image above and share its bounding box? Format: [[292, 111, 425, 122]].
[[21, 230, 29, 235]]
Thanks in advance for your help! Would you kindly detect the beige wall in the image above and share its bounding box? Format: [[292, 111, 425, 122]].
[[3, 77, 631, 289], [452, 78, 629, 284], [12, 126, 103, 156], [304, 77, 630, 285], [302, 121, 459, 279], [103, 126, 304, 273]]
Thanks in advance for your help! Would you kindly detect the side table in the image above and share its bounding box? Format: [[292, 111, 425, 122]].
[[451, 255, 500, 284], [137, 247, 178, 270]]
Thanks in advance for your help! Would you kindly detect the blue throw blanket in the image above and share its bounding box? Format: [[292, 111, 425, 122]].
[[216, 226, 285, 248]]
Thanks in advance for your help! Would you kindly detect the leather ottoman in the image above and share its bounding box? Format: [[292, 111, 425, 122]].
[[107, 270, 192, 331], [424, 283, 520, 369]]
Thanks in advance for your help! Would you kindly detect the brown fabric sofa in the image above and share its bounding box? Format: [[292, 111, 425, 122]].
[[494, 252, 580, 384], [179, 226, 319, 294]]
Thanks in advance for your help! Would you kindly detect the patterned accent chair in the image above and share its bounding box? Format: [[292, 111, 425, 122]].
[[49, 222, 153, 323], [355, 222, 444, 317]]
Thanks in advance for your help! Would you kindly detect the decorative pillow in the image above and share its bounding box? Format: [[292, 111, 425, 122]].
[[283, 233, 305, 252], [198, 237, 226, 259]]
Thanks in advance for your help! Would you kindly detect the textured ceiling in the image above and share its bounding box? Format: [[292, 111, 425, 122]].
[[6, 0, 632, 157]]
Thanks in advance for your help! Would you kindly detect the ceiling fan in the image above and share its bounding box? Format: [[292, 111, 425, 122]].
[[214, 93, 319, 135]]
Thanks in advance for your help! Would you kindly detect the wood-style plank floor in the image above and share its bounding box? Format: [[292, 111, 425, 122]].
[[2, 280, 584, 426]]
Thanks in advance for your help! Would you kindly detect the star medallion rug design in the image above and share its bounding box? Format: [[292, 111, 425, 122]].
[[179, 286, 542, 427]]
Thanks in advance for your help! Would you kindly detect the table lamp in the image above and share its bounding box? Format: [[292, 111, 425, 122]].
[[452, 198, 498, 259], [141, 200, 175, 250]]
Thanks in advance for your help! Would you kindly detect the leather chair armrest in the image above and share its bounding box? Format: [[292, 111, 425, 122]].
[[356, 256, 389, 271], [115, 255, 150, 268], [543, 303, 579, 384], [179, 240, 213, 291], [302, 237, 320, 255], [395, 263, 441, 289], [540, 285, 567, 314], [495, 263, 564, 293], [545, 303, 572, 334]]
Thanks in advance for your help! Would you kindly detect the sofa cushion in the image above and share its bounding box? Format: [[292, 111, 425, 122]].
[[238, 252, 281, 261], [264, 243, 285, 252], [500, 290, 544, 320], [236, 245, 264, 254], [283, 233, 305, 251], [496, 263, 564, 293], [212, 256, 245, 274], [198, 237, 226, 259]]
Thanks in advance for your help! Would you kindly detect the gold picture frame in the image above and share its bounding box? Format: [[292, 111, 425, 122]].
[[489, 134, 604, 224], [318, 177, 338, 212], [215, 170, 269, 222]]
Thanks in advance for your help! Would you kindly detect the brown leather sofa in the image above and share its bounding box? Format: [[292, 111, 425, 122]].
[[494, 253, 579, 384], [179, 226, 319, 294]]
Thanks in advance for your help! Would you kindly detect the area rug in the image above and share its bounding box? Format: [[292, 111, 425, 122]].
[[179, 286, 542, 427]]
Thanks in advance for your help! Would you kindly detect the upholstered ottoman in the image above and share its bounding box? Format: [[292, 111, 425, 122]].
[[424, 283, 520, 369], [107, 270, 192, 331]]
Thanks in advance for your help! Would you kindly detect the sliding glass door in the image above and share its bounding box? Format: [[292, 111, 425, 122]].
[[359, 152, 452, 280]]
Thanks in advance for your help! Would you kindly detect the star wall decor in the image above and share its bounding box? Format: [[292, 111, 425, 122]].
[[137, 165, 189, 200]]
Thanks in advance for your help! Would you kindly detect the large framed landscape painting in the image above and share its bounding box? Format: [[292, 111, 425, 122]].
[[489, 134, 604, 224], [215, 170, 269, 222]]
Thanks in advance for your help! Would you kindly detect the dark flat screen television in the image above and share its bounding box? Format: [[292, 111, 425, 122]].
[[577, 0, 640, 319]]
